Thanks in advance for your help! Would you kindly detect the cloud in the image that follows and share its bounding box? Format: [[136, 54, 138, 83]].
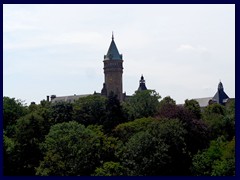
[[176, 44, 208, 53], [3, 31, 104, 51]]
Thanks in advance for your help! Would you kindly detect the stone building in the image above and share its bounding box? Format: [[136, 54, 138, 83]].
[[47, 34, 231, 106]]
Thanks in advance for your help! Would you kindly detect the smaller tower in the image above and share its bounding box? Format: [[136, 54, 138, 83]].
[[138, 75, 148, 91]]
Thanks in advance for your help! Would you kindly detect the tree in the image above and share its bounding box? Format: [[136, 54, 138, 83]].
[[113, 117, 156, 143], [211, 137, 235, 176], [191, 136, 235, 176], [203, 103, 234, 140], [3, 96, 28, 136], [73, 95, 107, 126], [157, 104, 209, 155], [50, 101, 73, 124], [12, 113, 48, 175], [184, 99, 202, 119], [123, 90, 161, 120], [93, 162, 126, 176], [36, 122, 120, 176], [103, 92, 126, 133], [203, 103, 226, 117], [159, 96, 176, 109], [3, 134, 16, 175], [118, 119, 189, 175]]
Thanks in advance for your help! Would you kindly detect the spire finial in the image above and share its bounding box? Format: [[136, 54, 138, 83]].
[[112, 31, 114, 40]]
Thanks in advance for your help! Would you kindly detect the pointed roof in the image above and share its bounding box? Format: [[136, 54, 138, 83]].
[[138, 75, 147, 91], [212, 81, 229, 105], [104, 34, 122, 60]]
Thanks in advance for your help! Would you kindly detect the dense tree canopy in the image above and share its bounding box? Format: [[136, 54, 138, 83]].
[[3, 95, 235, 176], [118, 119, 189, 175], [3, 97, 28, 136], [73, 95, 107, 125], [123, 90, 161, 120], [202, 103, 235, 141], [192, 136, 235, 176], [36, 122, 120, 176]]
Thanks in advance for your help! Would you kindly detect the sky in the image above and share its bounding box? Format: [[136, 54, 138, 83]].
[[3, 4, 235, 105]]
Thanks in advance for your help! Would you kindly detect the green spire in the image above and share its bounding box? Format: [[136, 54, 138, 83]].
[[104, 33, 122, 60]]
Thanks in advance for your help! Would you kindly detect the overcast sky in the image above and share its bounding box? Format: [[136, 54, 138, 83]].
[[3, 4, 235, 105]]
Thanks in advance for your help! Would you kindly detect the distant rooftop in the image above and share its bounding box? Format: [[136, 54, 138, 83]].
[[51, 94, 92, 103], [193, 97, 212, 108]]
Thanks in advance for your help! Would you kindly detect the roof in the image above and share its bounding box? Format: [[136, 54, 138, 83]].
[[51, 94, 91, 103], [212, 81, 229, 105], [193, 97, 212, 107], [138, 75, 147, 91], [212, 90, 229, 104], [104, 36, 122, 60]]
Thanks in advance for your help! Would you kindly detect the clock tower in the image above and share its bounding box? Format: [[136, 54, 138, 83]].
[[101, 34, 123, 101]]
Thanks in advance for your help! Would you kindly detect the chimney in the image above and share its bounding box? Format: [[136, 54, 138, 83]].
[[47, 95, 49, 102]]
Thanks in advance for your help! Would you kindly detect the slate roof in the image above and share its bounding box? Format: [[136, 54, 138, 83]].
[[212, 82, 229, 105], [138, 75, 147, 91], [104, 35, 122, 60], [51, 94, 91, 103]]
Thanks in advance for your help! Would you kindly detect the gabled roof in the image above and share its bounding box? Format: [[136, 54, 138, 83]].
[[104, 35, 122, 60]]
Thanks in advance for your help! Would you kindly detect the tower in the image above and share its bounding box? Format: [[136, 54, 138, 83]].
[[101, 34, 123, 100]]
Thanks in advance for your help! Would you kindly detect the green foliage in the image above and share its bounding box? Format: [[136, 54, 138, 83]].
[[13, 113, 47, 175], [159, 96, 176, 109], [184, 99, 201, 119], [123, 90, 161, 120], [3, 95, 235, 176], [73, 95, 107, 125], [113, 117, 156, 142], [211, 137, 235, 176], [3, 96, 28, 136], [3, 135, 16, 175], [192, 137, 235, 176], [203, 103, 234, 140], [93, 162, 126, 176], [119, 119, 189, 175], [225, 99, 235, 116], [103, 92, 126, 133], [51, 101, 73, 124], [204, 103, 226, 116], [36, 122, 120, 176]]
